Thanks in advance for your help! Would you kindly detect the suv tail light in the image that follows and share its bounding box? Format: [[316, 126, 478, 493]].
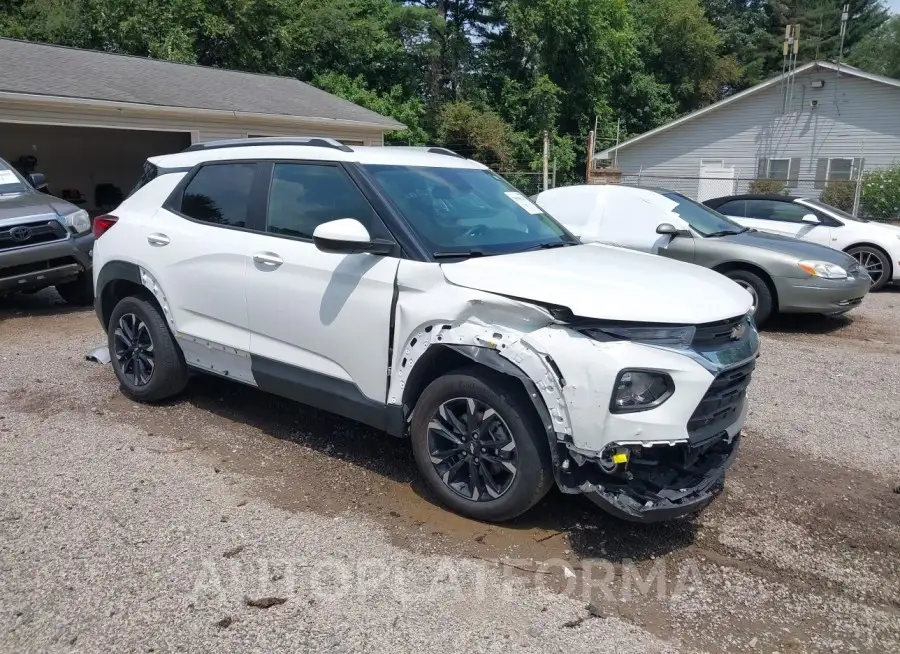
[[93, 214, 118, 239]]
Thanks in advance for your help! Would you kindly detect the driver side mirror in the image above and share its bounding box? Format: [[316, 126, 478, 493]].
[[801, 213, 821, 225], [312, 218, 394, 255], [28, 172, 47, 191], [656, 222, 678, 235]]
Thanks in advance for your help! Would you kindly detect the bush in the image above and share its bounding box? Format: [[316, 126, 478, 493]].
[[820, 181, 856, 212], [860, 166, 900, 221], [748, 178, 785, 194]]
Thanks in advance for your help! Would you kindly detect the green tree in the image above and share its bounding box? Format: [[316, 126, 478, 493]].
[[850, 15, 900, 79]]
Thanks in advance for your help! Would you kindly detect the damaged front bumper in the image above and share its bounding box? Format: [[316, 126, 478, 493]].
[[583, 434, 740, 523]]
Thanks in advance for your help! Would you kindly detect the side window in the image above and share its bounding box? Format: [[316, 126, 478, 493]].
[[716, 200, 746, 217], [744, 199, 809, 223], [267, 163, 375, 239], [179, 163, 257, 228]]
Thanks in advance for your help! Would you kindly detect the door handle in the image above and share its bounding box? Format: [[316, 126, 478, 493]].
[[147, 233, 170, 247], [253, 252, 283, 269]]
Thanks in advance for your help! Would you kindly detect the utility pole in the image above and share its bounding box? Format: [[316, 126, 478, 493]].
[[542, 131, 550, 192], [552, 158, 557, 189], [585, 130, 595, 183]]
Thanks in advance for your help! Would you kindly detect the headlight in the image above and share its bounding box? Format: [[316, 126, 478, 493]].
[[610, 370, 674, 413], [798, 260, 847, 279], [581, 324, 696, 347], [62, 209, 91, 234]]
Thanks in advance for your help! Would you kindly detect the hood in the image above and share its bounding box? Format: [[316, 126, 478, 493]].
[[717, 229, 857, 266], [440, 244, 752, 324], [0, 190, 76, 224]]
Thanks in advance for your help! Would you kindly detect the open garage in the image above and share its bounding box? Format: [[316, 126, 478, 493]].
[[0, 38, 404, 213]]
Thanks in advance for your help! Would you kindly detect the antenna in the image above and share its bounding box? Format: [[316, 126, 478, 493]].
[[781, 24, 792, 113], [789, 25, 800, 111], [781, 24, 800, 113]]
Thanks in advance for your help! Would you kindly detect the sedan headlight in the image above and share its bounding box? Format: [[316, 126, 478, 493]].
[[798, 260, 847, 279], [610, 370, 674, 413], [62, 209, 91, 234], [581, 324, 696, 347]]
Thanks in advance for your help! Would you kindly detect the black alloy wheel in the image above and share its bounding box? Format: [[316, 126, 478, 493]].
[[427, 397, 518, 502], [113, 312, 155, 386]]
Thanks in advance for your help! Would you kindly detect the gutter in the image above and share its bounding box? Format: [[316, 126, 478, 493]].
[[0, 90, 407, 131]]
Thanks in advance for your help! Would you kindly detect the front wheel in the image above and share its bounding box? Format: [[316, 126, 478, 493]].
[[725, 269, 773, 326], [846, 245, 892, 291], [410, 369, 553, 522], [108, 295, 188, 402]]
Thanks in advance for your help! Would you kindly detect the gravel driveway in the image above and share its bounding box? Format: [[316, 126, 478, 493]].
[[1, 289, 898, 653]]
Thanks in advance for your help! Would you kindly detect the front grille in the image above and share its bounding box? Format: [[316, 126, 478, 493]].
[[692, 315, 746, 349], [687, 360, 755, 443], [0, 257, 79, 279], [0, 220, 67, 251]]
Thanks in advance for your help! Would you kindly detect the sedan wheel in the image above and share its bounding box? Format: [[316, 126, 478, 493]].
[[847, 246, 891, 291], [733, 279, 759, 312]]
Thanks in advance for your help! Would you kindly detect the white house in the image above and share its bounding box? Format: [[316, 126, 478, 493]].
[[0, 38, 403, 213], [596, 61, 900, 202]]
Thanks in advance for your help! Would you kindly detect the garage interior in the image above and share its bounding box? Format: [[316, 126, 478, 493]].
[[0, 123, 190, 215]]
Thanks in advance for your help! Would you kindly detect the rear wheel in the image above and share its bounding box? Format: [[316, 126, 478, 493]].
[[108, 295, 188, 402], [56, 272, 93, 306], [410, 369, 553, 522], [725, 269, 773, 326], [846, 245, 891, 291]]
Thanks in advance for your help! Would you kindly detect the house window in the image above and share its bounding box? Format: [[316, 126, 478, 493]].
[[827, 158, 853, 181], [766, 159, 790, 180]]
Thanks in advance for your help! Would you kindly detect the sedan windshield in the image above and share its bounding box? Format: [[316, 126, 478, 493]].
[[362, 165, 577, 256], [0, 158, 29, 195], [801, 198, 865, 222], [662, 192, 747, 237]]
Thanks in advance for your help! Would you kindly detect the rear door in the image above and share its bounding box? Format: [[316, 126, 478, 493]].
[[144, 161, 265, 351], [243, 161, 400, 407]]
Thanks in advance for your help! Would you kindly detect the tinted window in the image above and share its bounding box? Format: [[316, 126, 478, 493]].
[[129, 161, 158, 198], [179, 163, 256, 227], [662, 193, 745, 237], [715, 200, 746, 217], [363, 165, 575, 255], [744, 199, 809, 223], [267, 164, 375, 239]]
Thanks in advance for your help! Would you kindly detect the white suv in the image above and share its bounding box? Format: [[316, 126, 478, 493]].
[[92, 138, 758, 523]]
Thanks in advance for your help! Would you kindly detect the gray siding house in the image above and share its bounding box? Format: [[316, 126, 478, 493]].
[[596, 61, 900, 202]]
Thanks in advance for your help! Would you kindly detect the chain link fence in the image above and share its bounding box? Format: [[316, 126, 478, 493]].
[[617, 164, 900, 222]]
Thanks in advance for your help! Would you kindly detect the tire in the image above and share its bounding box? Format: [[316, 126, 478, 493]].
[[107, 295, 188, 402], [410, 368, 554, 522], [846, 245, 892, 291], [725, 269, 774, 326], [56, 271, 94, 306]]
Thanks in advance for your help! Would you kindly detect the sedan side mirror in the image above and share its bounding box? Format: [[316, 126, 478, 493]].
[[801, 213, 821, 225], [656, 223, 678, 235], [28, 172, 47, 190], [312, 218, 393, 255]]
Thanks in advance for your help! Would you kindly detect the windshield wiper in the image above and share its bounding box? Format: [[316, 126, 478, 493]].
[[432, 249, 489, 259], [522, 241, 575, 251], [705, 228, 748, 237]]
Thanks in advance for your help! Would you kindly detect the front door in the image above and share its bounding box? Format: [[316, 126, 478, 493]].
[[243, 161, 400, 408], [737, 199, 833, 247]]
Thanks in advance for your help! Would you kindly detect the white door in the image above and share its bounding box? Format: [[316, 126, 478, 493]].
[[697, 164, 735, 202], [733, 198, 832, 247], [142, 162, 258, 351], [243, 162, 399, 403]]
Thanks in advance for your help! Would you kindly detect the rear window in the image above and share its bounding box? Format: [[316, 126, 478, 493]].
[[177, 163, 257, 228], [129, 161, 159, 197]]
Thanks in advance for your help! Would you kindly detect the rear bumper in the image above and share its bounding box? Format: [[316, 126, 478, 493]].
[[773, 274, 870, 314], [0, 232, 94, 293], [586, 433, 740, 523]]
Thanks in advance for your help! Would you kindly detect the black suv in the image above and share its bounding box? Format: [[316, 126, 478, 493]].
[[0, 156, 94, 304]]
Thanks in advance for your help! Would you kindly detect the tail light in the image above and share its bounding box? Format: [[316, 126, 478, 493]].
[[93, 214, 118, 239]]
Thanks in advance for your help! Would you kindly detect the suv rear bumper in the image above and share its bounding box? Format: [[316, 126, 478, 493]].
[[0, 232, 94, 294]]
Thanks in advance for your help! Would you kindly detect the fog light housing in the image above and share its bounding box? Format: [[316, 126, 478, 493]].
[[610, 369, 674, 413]]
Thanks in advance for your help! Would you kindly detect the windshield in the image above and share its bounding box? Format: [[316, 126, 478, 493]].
[[362, 165, 577, 256], [662, 192, 746, 237], [0, 158, 29, 195], [801, 198, 863, 222]]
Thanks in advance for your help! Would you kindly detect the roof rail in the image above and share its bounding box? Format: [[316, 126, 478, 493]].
[[184, 137, 353, 153], [426, 147, 465, 159]]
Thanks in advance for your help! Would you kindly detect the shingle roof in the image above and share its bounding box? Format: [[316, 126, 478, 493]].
[[0, 38, 404, 129]]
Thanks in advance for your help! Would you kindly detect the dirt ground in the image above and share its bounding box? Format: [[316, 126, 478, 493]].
[[2, 288, 899, 653]]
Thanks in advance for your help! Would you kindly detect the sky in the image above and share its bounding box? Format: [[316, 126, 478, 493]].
[[888, 0, 899, 14]]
